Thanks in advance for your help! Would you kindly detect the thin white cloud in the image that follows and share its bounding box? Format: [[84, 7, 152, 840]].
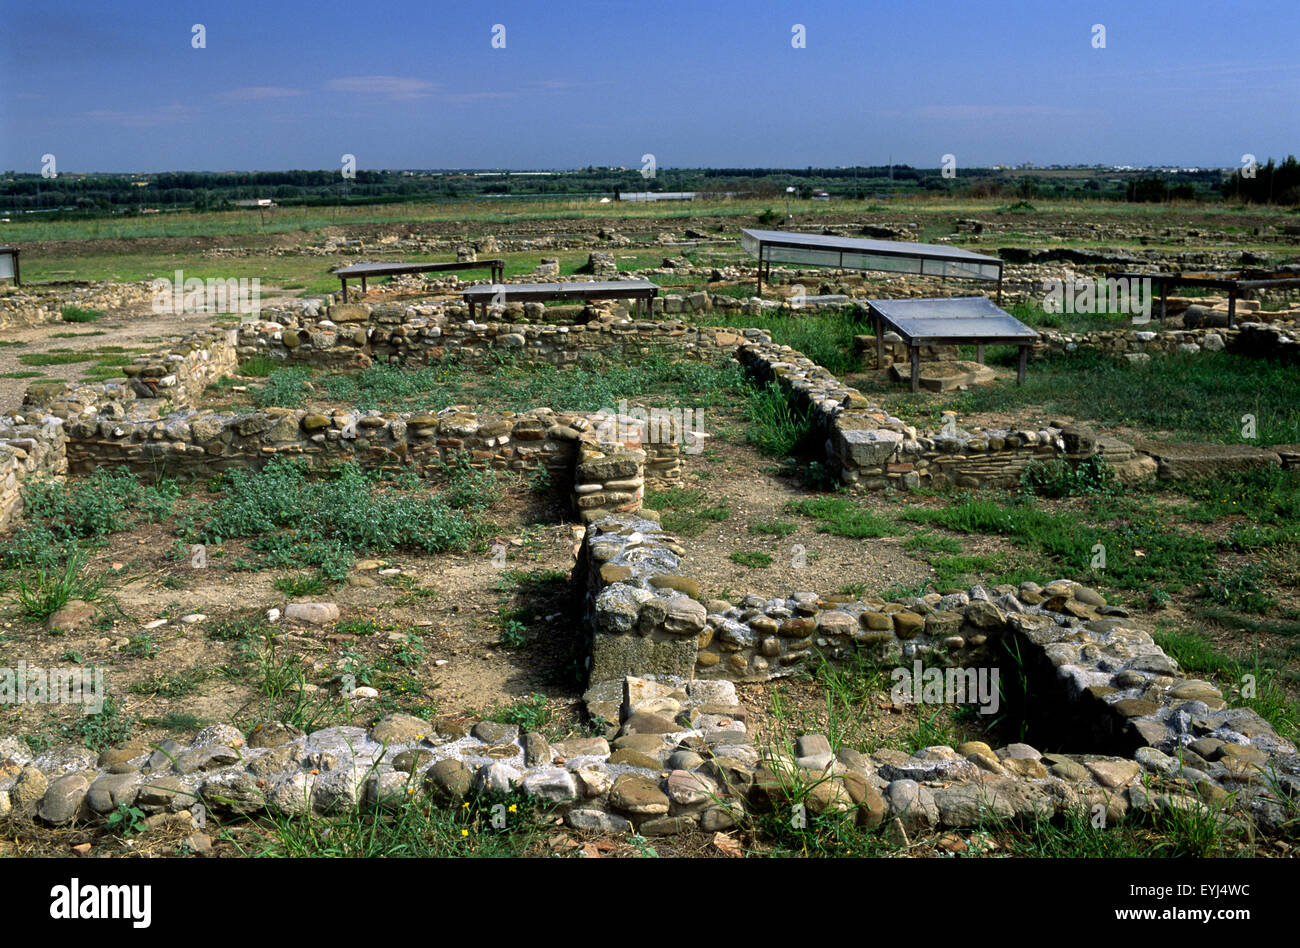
[[83, 103, 196, 127], [218, 86, 306, 103], [894, 105, 1101, 121], [324, 76, 435, 100]]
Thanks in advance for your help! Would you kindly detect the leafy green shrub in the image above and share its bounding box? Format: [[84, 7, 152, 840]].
[[1202, 564, 1275, 613], [730, 551, 773, 568], [254, 367, 315, 408], [199, 457, 490, 578], [61, 306, 103, 323], [1020, 456, 1119, 498]]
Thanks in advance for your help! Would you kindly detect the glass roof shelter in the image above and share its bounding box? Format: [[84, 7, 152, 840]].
[[740, 229, 1003, 302], [0, 246, 19, 287]]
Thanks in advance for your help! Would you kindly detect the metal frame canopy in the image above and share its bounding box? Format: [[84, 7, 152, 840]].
[[333, 259, 505, 302], [865, 296, 1039, 392], [461, 279, 659, 319], [0, 245, 20, 286], [741, 228, 1004, 301], [1105, 270, 1300, 328]]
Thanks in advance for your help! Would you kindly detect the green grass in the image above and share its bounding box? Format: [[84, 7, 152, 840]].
[[249, 790, 542, 858], [309, 356, 748, 415], [899, 492, 1217, 597], [643, 486, 730, 537], [749, 519, 798, 537], [878, 349, 1300, 447], [61, 305, 103, 323], [730, 550, 774, 568], [15, 551, 105, 622], [199, 456, 497, 579], [18, 351, 96, 366], [744, 382, 813, 457], [238, 355, 279, 377], [274, 573, 330, 598], [692, 306, 870, 375], [902, 531, 963, 555], [786, 496, 899, 538]]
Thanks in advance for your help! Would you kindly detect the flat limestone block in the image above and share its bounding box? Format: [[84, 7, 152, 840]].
[[1132, 441, 1282, 481], [888, 360, 996, 392]]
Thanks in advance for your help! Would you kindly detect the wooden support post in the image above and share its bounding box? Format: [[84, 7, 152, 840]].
[[976, 343, 985, 365], [1228, 291, 1237, 329], [1160, 281, 1167, 321], [360, 275, 368, 297], [996, 266, 1003, 305], [339, 278, 348, 303], [1017, 345, 1028, 385], [910, 345, 920, 393]]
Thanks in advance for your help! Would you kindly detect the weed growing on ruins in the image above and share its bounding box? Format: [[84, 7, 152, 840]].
[[274, 573, 330, 598], [61, 305, 103, 323], [902, 531, 963, 555], [1, 468, 180, 571], [198, 457, 495, 579], [18, 351, 96, 366], [58, 694, 134, 752], [252, 790, 542, 858], [15, 550, 106, 622], [128, 667, 210, 699], [697, 307, 868, 375], [485, 693, 553, 734], [744, 382, 813, 456], [1019, 456, 1119, 498], [1203, 564, 1275, 613], [104, 803, 148, 838], [730, 551, 774, 569], [253, 365, 314, 408], [1152, 631, 1297, 739], [305, 356, 748, 415], [238, 355, 278, 376]]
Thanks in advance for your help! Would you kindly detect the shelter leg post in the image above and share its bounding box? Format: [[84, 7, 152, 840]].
[[976, 344, 985, 365], [910, 345, 920, 393], [1017, 346, 1028, 386]]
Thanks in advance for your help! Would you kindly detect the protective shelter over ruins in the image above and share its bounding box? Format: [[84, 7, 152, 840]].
[[740, 228, 1004, 300]]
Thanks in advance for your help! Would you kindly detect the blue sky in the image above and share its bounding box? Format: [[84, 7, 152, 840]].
[[2, 0, 1296, 172]]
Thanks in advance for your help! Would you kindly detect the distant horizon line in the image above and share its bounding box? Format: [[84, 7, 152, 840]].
[[2, 162, 1266, 177]]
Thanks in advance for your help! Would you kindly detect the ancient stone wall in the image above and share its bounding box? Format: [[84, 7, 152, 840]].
[[237, 302, 770, 369], [737, 341, 1071, 490], [0, 281, 158, 331]]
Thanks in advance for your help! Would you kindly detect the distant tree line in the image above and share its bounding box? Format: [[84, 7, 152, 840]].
[[0, 161, 1288, 221]]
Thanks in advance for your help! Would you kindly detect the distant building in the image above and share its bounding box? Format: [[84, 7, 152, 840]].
[[811, 189, 830, 201], [234, 198, 275, 208]]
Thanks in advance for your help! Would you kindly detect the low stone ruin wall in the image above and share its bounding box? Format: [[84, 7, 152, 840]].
[[236, 302, 770, 369], [0, 281, 159, 331], [0, 421, 67, 532], [737, 340, 1074, 490], [21, 328, 239, 422]]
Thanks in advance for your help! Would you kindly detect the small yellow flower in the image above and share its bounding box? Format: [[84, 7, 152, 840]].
[[407, 787, 417, 794], [461, 829, 469, 837], [508, 804, 517, 813]]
